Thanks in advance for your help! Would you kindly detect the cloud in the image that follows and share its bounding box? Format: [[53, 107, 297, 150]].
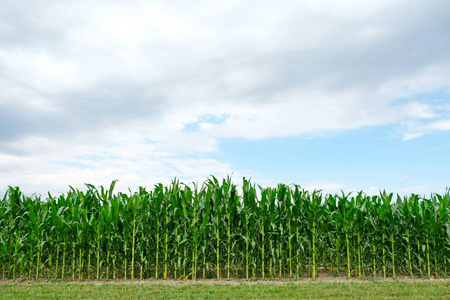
[[403, 132, 426, 141], [367, 186, 380, 196], [402, 102, 437, 119], [402, 118, 450, 140], [427, 120, 450, 131], [1, 0, 450, 193], [302, 180, 346, 192], [0, 128, 233, 195], [400, 185, 432, 196]]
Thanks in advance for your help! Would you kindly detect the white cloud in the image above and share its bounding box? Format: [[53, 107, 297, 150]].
[[1, 0, 450, 192], [366, 186, 380, 196], [403, 132, 426, 141], [0, 127, 233, 195], [402, 119, 450, 140], [426, 120, 450, 131], [302, 180, 346, 194], [402, 102, 437, 119], [400, 185, 431, 196]]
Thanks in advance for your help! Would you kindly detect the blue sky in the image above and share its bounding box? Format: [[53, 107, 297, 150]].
[[0, 1, 449, 196], [215, 124, 450, 194]]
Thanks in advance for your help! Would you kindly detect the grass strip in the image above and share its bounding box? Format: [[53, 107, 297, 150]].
[[0, 281, 449, 299]]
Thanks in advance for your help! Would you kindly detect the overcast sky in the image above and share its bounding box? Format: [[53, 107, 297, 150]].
[[1, 0, 449, 196]]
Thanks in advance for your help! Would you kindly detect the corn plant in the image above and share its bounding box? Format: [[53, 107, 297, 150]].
[[0, 179, 449, 281]]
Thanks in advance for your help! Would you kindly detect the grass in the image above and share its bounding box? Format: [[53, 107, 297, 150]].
[[0, 280, 449, 299]]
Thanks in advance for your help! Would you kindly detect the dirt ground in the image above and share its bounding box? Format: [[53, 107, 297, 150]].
[[2, 273, 449, 286]]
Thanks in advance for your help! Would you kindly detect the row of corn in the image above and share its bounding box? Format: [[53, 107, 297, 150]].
[[0, 177, 449, 280]]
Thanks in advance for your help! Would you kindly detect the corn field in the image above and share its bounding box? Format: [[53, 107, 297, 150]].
[[1, 177, 449, 281]]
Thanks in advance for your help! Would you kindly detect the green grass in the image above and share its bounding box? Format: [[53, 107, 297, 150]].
[[0, 281, 449, 299]]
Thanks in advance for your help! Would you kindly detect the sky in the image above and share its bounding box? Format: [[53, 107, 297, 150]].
[[1, 0, 449, 196]]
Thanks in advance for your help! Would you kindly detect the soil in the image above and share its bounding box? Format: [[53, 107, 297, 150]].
[[2, 273, 449, 286]]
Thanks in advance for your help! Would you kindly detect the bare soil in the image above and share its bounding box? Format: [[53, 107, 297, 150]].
[[2, 273, 449, 286]]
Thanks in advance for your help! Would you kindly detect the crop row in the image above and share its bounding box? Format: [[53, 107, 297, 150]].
[[0, 177, 449, 280]]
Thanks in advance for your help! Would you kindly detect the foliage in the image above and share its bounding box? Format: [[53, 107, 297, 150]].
[[0, 178, 449, 280]]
